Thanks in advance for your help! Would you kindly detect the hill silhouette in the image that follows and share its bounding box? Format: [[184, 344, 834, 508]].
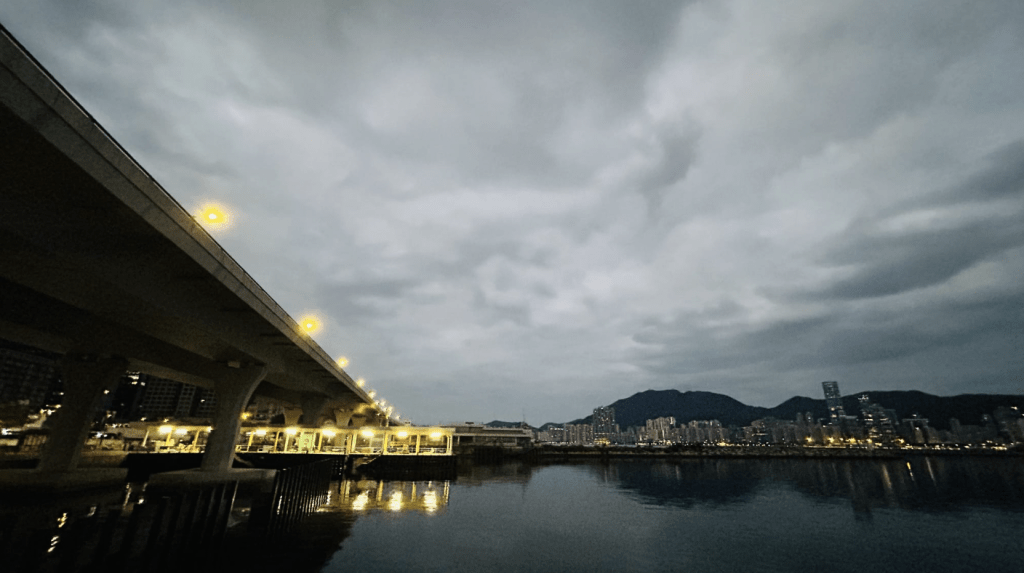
[[552, 389, 1023, 431]]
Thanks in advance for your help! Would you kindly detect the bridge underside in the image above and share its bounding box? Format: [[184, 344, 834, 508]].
[[0, 27, 383, 485]]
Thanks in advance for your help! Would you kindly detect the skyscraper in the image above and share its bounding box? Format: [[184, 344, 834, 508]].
[[822, 381, 845, 424], [0, 341, 61, 408], [593, 406, 616, 440]]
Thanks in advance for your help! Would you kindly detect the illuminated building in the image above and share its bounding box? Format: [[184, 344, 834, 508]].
[[857, 394, 899, 442], [592, 406, 617, 441], [565, 423, 594, 445], [645, 416, 675, 443], [137, 375, 217, 420], [822, 381, 845, 424]]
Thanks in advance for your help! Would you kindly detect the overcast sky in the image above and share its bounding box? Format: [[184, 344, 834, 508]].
[[2, 1, 1022, 425]]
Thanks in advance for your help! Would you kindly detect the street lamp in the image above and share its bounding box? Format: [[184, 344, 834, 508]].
[[197, 203, 230, 228], [299, 315, 321, 334]]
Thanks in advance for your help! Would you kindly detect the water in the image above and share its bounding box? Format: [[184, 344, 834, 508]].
[[319, 457, 1024, 573]]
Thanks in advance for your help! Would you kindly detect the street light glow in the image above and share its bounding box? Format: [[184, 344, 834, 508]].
[[299, 315, 321, 334], [196, 203, 230, 228], [337, 356, 349, 368]]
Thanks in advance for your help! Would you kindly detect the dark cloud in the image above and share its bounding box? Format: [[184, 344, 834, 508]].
[[808, 139, 1024, 300], [2, 1, 1022, 422]]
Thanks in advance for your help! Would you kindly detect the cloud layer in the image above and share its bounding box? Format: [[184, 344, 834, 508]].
[[3, 1, 1022, 424]]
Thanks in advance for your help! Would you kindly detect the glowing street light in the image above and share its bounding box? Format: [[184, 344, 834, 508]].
[[299, 315, 321, 334], [336, 356, 349, 368], [197, 203, 230, 228], [356, 378, 365, 387]]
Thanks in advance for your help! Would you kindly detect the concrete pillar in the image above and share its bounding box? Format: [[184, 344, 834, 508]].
[[334, 408, 354, 427], [299, 395, 328, 426], [282, 407, 302, 426], [201, 365, 267, 472], [37, 355, 128, 473]]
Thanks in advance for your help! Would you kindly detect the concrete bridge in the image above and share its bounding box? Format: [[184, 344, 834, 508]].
[[0, 25, 389, 488]]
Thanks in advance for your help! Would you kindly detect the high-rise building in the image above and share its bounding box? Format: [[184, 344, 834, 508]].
[[564, 423, 594, 445], [592, 406, 616, 440], [137, 375, 217, 421], [857, 394, 898, 441], [645, 416, 676, 443], [822, 381, 845, 424], [0, 341, 62, 411]]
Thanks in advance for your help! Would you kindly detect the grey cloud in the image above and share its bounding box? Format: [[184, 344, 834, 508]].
[[819, 220, 1023, 300], [3, 1, 1024, 424], [807, 139, 1024, 300], [633, 285, 1024, 406], [635, 120, 702, 212], [939, 140, 1024, 205]]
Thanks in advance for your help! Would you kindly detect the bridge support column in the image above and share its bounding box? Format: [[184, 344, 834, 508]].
[[201, 365, 267, 472], [37, 354, 128, 474], [282, 407, 302, 426], [299, 395, 328, 426], [334, 409, 354, 427]]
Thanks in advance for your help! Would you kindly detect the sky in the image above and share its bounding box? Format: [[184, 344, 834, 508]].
[[2, 1, 1022, 425]]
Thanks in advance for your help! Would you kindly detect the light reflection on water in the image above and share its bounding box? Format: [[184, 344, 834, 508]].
[[321, 457, 1024, 573], [326, 479, 452, 515]]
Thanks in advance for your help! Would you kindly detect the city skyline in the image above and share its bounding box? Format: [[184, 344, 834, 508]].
[[1, 2, 1022, 425]]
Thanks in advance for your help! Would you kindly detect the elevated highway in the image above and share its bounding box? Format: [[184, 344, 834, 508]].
[[0, 25, 387, 482]]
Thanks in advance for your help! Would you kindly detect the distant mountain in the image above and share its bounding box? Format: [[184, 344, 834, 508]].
[[485, 420, 535, 429], [600, 390, 767, 428], [560, 389, 1023, 431]]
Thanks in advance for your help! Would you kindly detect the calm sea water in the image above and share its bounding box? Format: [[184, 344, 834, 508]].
[[319, 457, 1024, 573]]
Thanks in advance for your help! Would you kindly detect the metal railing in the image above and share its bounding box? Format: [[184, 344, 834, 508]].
[[251, 459, 334, 536]]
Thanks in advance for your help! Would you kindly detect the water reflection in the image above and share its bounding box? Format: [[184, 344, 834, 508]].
[[324, 458, 1024, 573], [4, 458, 1022, 572], [326, 479, 452, 515], [0, 484, 127, 572], [566, 457, 1024, 515]]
